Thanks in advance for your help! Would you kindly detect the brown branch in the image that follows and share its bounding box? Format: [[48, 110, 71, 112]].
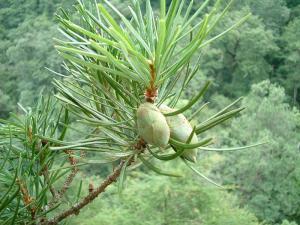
[[149, 60, 155, 90], [145, 60, 158, 103], [59, 150, 79, 195], [47, 150, 79, 209], [42, 156, 134, 225], [88, 181, 95, 193], [17, 178, 36, 219]]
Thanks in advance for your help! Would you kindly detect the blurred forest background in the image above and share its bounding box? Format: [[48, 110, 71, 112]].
[[0, 0, 300, 225]]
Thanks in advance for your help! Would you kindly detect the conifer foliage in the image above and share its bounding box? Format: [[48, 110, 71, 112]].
[[0, 0, 261, 224]]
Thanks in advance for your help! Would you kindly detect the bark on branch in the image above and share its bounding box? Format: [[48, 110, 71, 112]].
[[46, 150, 79, 209], [42, 156, 134, 225]]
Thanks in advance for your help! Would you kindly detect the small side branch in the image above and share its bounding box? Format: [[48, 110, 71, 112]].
[[42, 156, 134, 225], [145, 60, 158, 103], [47, 150, 79, 209], [59, 150, 79, 196], [17, 179, 36, 219]]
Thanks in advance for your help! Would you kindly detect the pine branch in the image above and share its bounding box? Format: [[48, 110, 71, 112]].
[[47, 150, 79, 209], [17, 178, 36, 220], [59, 150, 79, 197], [42, 165, 57, 198], [0, 0, 254, 223], [42, 156, 135, 225]]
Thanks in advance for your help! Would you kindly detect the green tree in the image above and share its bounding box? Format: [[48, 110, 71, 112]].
[[198, 10, 278, 98], [0, 89, 13, 118], [70, 165, 260, 225], [0, 0, 75, 117], [0, 16, 63, 112], [285, 0, 300, 8], [277, 17, 300, 105], [216, 80, 300, 224], [281, 220, 298, 225], [234, 0, 290, 33]]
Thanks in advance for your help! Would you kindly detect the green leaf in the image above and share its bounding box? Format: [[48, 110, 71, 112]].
[[148, 147, 186, 161], [0, 170, 18, 212], [169, 137, 213, 150], [189, 102, 210, 121], [201, 97, 243, 124], [182, 0, 211, 31], [118, 157, 132, 197], [103, 0, 153, 58], [182, 159, 223, 188], [9, 196, 20, 225], [200, 142, 268, 152], [138, 155, 181, 177], [164, 81, 211, 116], [0, 186, 20, 213], [149, 126, 197, 161], [160, 0, 166, 19], [76, 180, 83, 202], [200, 13, 251, 48], [196, 107, 245, 134], [155, 19, 167, 70], [98, 3, 133, 50]]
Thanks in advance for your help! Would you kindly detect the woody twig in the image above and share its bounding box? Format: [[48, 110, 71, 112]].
[[47, 150, 79, 209], [41, 156, 135, 225], [17, 179, 36, 220], [145, 60, 158, 103]]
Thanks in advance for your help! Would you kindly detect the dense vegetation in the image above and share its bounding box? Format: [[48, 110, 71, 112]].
[[0, 0, 299, 224]]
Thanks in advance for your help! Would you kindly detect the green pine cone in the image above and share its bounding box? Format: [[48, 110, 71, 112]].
[[137, 103, 170, 148], [160, 105, 198, 162]]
